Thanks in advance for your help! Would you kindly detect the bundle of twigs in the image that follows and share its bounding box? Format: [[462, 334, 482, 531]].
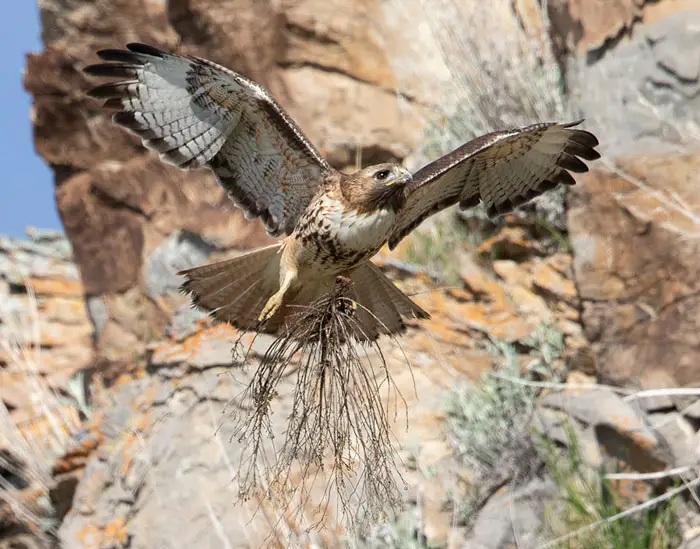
[[229, 276, 409, 532]]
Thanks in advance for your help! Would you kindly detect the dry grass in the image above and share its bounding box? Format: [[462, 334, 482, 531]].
[[379, 0, 577, 274], [0, 285, 82, 541], [383, 0, 572, 160], [228, 277, 409, 537], [540, 428, 683, 549]]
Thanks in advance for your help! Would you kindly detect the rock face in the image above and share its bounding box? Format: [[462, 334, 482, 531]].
[[15, 0, 700, 546], [570, 10, 700, 157], [548, 0, 700, 56], [48, 247, 595, 548], [568, 153, 700, 389]]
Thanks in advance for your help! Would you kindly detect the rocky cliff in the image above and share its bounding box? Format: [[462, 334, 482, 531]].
[[3, 0, 700, 547]]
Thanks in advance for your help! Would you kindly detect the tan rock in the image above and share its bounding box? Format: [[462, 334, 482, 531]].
[[549, 0, 644, 55], [506, 285, 553, 323], [569, 153, 700, 388], [530, 260, 577, 300], [549, 0, 700, 55], [541, 388, 671, 473], [492, 259, 529, 287], [459, 254, 509, 310], [169, 0, 284, 89], [282, 66, 425, 167], [39, 296, 90, 325], [282, 0, 397, 88], [57, 156, 271, 297], [546, 252, 573, 277]]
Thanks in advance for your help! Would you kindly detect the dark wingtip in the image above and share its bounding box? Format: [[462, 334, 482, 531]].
[[86, 83, 115, 99], [113, 111, 137, 126], [127, 43, 166, 57], [95, 44, 165, 64], [83, 63, 136, 78], [95, 48, 135, 62], [559, 152, 589, 174], [570, 130, 600, 150], [415, 309, 431, 320], [562, 118, 585, 128], [83, 63, 109, 76], [86, 82, 133, 99]]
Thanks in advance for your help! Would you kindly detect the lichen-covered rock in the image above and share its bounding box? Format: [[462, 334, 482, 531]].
[[548, 0, 700, 56]]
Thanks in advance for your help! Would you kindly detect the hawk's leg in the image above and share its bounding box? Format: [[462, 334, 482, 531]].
[[258, 268, 297, 322], [334, 275, 357, 313]]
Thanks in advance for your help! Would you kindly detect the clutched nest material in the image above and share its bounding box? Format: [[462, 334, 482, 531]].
[[228, 276, 411, 533]]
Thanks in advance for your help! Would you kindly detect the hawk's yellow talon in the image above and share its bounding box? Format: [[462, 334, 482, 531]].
[[258, 293, 283, 322]]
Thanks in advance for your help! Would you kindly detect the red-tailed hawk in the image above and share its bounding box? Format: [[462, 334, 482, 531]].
[[84, 43, 600, 341]]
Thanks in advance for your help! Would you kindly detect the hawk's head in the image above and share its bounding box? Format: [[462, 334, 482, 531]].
[[341, 163, 412, 213]]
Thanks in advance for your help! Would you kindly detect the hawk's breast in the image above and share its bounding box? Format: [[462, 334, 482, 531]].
[[297, 195, 396, 271]]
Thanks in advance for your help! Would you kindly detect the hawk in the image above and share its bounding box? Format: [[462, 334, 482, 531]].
[[84, 43, 600, 341]]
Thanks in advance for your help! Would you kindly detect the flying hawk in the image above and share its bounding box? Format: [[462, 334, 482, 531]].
[[84, 43, 600, 341]]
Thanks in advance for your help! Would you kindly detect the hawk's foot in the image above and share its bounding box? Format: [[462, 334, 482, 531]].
[[258, 291, 283, 322], [258, 269, 296, 323]]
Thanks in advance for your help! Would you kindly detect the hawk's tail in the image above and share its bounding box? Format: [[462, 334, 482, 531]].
[[178, 243, 283, 331], [343, 261, 430, 341], [178, 249, 429, 341]]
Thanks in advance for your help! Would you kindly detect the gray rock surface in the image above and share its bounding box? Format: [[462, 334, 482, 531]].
[[145, 230, 217, 299], [572, 11, 700, 158], [648, 411, 698, 467], [0, 229, 78, 285], [464, 476, 558, 549]]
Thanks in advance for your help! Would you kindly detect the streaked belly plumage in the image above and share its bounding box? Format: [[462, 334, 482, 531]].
[[295, 195, 396, 274]]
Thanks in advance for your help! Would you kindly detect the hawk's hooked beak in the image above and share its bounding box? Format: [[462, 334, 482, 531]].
[[385, 170, 412, 187]]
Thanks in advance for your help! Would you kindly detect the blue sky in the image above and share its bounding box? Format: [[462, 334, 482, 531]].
[[0, 3, 62, 237]]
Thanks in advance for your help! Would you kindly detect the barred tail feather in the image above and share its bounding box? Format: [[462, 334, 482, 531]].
[[178, 249, 428, 341], [178, 244, 283, 330], [345, 261, 430, 341]]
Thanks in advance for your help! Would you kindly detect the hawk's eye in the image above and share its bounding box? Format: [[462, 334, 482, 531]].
[[375, 170, 391, 181]]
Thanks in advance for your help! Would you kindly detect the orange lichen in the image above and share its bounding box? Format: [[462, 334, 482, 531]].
[[119, 439, 135, 477], [25, 277, 84, 297], [76, 523, 100, 549], [153, 322, 239, 363], [131, 412, 151, 433], [103, 517, 129, 546], [531, 260, 577, 299], [53, 433, 102, 475], [608, 477, 650, 505]]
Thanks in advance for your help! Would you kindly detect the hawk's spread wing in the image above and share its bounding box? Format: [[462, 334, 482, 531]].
[[388, 121, 600, 249], [84, 43, 333, 236]]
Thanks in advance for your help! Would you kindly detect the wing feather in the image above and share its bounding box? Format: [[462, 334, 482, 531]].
[[84, 43, 333, 236], [388, 121, 600, 249]]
